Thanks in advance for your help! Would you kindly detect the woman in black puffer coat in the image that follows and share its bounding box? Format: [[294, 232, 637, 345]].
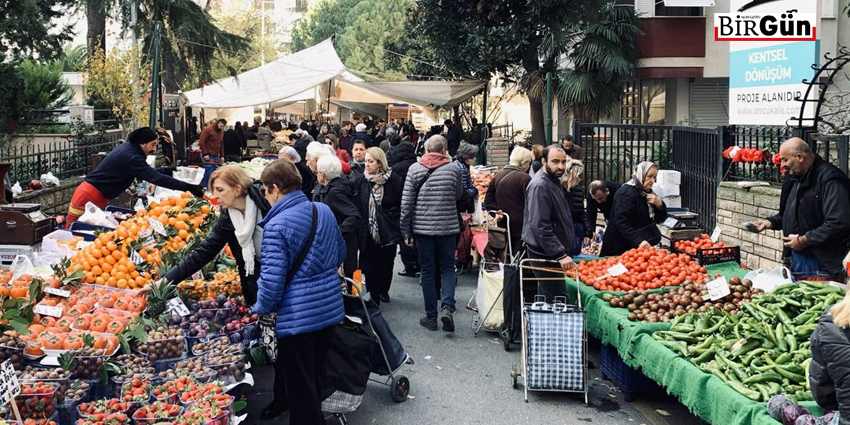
[[809, 258, 850, 425], [163, 165, 270, 305]]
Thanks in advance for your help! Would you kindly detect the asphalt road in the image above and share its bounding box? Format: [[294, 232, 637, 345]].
[[242, 257, 704, 425]]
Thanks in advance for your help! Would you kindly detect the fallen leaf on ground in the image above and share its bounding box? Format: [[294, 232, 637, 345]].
[[655, 409, 671, 416]]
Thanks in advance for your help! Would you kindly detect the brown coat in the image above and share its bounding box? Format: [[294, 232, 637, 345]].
[[199, 125, 224, 157], [483, 165, 532, 237]]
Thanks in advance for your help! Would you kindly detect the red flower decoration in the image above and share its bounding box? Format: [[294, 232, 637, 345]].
[[772, 153, 781, 165]]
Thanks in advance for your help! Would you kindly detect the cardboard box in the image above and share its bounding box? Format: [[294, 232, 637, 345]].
[[654, 184, 680, 197], [662, 196, 682, 208], [657, 170, 681, 185]]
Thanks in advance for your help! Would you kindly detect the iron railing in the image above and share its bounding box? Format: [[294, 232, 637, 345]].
[[490, 123, 515, 138], [0, 132, 123, 186], [574, 122, 719, 231]]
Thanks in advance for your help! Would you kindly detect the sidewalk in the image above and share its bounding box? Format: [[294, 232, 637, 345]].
[[243, 258, 703, 424]]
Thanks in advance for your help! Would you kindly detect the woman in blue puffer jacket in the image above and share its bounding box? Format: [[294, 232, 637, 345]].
[[253, 159, 347, 424]]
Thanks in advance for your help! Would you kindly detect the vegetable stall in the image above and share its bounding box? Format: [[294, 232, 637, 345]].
[[0, 193, 257, 425], [562, 244, 837, 425]]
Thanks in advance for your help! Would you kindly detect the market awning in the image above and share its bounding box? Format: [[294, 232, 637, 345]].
[[329, 100, 387, 119], [341, 80, 486, 108], [182, 38, 347, 109]]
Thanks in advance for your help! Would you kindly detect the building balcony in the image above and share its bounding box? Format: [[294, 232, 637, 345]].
[[636, 17, 707, 79]]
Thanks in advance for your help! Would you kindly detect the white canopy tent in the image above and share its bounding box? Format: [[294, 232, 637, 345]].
[[181, 38, 485, 114]]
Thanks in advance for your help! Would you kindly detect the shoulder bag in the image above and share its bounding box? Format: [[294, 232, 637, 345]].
[[259, 203, 318, 362]]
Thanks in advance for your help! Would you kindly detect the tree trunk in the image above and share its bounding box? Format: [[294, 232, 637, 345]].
[[529, 98, 546, 145], [86, 0, 107, 56]]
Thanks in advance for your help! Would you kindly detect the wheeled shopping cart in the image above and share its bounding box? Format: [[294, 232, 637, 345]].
[[467, 211, 513, 336], [511, 258, 588, 404]]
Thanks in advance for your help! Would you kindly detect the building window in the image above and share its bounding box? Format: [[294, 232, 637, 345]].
[[295, 0, 308, 11], [655, 4, 703, 16], [621, 79, 667, 125]]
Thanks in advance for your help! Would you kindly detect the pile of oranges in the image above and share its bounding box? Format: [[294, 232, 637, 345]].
[[576, 247, 711, 291], [0, 273, 37, 298], [67, 193, 213, 290]]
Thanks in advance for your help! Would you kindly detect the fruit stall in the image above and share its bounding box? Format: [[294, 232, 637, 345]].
[[0, 193, 257, 425], [563, 242, 836, 425]]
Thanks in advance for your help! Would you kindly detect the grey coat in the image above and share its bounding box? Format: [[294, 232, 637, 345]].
[[400, 153, 463, 238]]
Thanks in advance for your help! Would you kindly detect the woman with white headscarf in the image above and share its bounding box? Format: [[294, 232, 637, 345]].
[[600, 161, 668, 256]]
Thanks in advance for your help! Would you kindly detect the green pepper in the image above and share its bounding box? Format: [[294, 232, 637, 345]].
[[765, 323, 778, 346], [810, 286, 845, 296], [775, 308, 794, 327], [794, 390, 813, 402], [752, 303, 776, 318], [795, 323, 818, 338], [767, 382, 782, 395], [743, 371, 783, 384], [671, 323, 695, 333], [775, 353, 791, 364], [774, 365, 806, 383], [700, 362, 729, 384], [731, 339, 760, 358], [751, 363, 776, 373], [802, 280, 829, 289], [783, 297, 802, 307], [741, 303, 765, 322], [754, 383, 771, 401], [692, 347, 717, 365], [726, 376, 762, 401], [657, 331, 699, 343], [793, 311, 814, 325], [785, 334, 798, 352], [743, 348, 768, 366], [701, 316, 728, 335], [693, 335, 716, 351], [659, 340, 689, 357]]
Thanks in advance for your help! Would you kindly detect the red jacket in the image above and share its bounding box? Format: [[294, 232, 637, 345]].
[[337, 149, 352, 175], [199, 125, 224, 158]]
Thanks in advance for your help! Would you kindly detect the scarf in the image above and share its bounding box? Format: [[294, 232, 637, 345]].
[[228, 197, 263, 275], [366, 169, 391, 244], [624, 161, 657, 219]]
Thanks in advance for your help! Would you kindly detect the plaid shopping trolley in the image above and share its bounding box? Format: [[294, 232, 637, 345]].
[[511, 258, 588, 404]]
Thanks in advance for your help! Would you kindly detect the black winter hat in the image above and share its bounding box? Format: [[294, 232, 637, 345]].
[[127, 127, 159, 144]]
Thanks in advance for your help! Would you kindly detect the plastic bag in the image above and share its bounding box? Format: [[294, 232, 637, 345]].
[[471, 198, 484, 225], [33, 251, 66, 270], [77, 201, 119, 228], [11, 181, 21, 197], [476, 266, 505, 331], [40, 172, 60, 188], [10, 255, 35, 282], [751, 266, 793, 293], [172, 166, 205, 185]]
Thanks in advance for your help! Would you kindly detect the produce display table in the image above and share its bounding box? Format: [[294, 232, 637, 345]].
[[630, 334, 821, 425], [561, 260, 807, 425]]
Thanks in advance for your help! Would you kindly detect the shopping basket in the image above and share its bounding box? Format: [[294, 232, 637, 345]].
[[511, 258, 588, 404]]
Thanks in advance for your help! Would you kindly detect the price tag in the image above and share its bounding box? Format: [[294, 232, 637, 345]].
[[662, 217, 678, 228], [44, 287, 71, 298], [707, 276, 731, 301], [711, 226, 722, 243], [167, 298, 191, 316], [147, 217, 168, 236], [34, 305, 63, 318], [607, 263, 629, 277], [191, 271, 204, 282], [129, 249, 144, 265], [139, 229, 156, 247], [0, 359, 21, 405]]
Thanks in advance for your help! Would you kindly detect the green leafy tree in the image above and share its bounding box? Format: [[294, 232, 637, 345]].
[[414, 0, 588, 144], [85, 0, 249, 92], [82, 45, 152, 134], [557, 3, 642, 122], [62, 45, 89, 72], [207, 0, 286, 80], [0, 0, 77, 138], [19, 60, 75, 111], [292, 0, 435, 80]]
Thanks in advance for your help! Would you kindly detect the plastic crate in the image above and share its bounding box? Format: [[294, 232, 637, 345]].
[[68, 222, 114, 241], [599, 344, 656, 402], [695, 246, 741, 266]]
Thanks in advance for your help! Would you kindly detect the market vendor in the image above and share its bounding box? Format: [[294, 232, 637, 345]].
[[751, 138, 850, 281], [583, 180, 622, 245], [65, 127, 205, 228], [600, 161, 667, 256], [161, 165, 269, 305]]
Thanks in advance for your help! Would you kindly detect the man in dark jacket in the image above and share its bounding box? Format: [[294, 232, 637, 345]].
[[809, 303, 850, 423], [401, 135, 462, 332], [222, 126, 243, 161], [444, 119, 462, 155], [753, 138, 850, 281], [560, 135, 583, 161], [522, 145, 575, 302], [314, 156, 363, 278], [584, 180, 622, 244], [484, 146, 532, 256], [388, 138, 420, 277]]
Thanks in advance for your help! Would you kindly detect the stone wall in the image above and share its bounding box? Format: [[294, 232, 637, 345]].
[[715, 182, 785, 270], [14, 177, 84, 215]]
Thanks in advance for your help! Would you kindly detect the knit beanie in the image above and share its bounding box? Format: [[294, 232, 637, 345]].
[[127, 127, 159, 144]]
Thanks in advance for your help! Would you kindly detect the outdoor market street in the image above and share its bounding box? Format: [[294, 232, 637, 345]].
[[243, 257, 703, 425]]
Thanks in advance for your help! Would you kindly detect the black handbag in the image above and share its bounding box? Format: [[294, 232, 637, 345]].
[[375, 204, 403, 246]]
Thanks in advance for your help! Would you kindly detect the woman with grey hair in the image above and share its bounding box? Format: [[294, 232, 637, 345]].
[[454, 142, 480, 213], [278, 145, 301, 163], [352, 147, 405, 304], [314, 155, 363, 278]]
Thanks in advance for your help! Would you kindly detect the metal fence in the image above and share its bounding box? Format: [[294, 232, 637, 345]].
[[720, 126, 850, 184], [574, 122, 720, 231], [490, 123, 514, 138], [1, 132, 123, 185]]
